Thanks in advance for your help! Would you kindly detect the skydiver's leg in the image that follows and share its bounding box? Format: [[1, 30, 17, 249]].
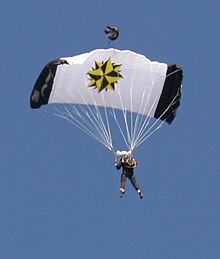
[[130, 175, 144, 199], [120, 173, 127, 190], [120, 173, 127, 197], [129, 175, 140, 191]]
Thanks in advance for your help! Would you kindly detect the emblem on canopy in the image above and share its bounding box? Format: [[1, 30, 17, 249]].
[[87, 58, 123, 92]]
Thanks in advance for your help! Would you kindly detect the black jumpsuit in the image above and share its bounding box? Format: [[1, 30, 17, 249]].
[[115, 157, 141, 192]]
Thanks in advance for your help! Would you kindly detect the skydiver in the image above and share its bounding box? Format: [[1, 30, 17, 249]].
[[115, 151, 144, 199]]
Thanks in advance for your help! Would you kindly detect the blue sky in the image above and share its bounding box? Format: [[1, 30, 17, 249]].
[[1, 0, 219, 258]]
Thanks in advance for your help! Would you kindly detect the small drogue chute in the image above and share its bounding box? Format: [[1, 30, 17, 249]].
[[104, 26, 119, 41]]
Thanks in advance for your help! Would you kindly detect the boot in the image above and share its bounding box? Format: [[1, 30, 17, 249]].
[[137, 189, 144, 199], [120, 188, 125, 198]]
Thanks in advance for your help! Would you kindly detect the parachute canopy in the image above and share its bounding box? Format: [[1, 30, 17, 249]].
[[31, 48, 182, 123], [31, 48, 183, 152], [104, 26, 119, 41]]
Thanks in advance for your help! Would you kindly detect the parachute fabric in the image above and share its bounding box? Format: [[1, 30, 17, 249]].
[[31, 48, 183, 153], [104, 26, 119, 41]]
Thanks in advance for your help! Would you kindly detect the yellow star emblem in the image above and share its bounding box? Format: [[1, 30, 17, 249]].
[[87, 58, 123, 92]]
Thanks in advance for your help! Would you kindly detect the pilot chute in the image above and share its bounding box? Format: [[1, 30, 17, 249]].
[[104, 26, 119, 41]]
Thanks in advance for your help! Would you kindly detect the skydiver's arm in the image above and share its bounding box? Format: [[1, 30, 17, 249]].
[[115, 159, 122, 170]]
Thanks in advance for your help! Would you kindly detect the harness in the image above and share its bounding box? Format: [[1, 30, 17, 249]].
[[121, 156, 137, 169]]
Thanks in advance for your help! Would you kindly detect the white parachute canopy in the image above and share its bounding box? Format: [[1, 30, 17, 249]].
[[50, 49, 167, 114], [31, 48, 182, 156]]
